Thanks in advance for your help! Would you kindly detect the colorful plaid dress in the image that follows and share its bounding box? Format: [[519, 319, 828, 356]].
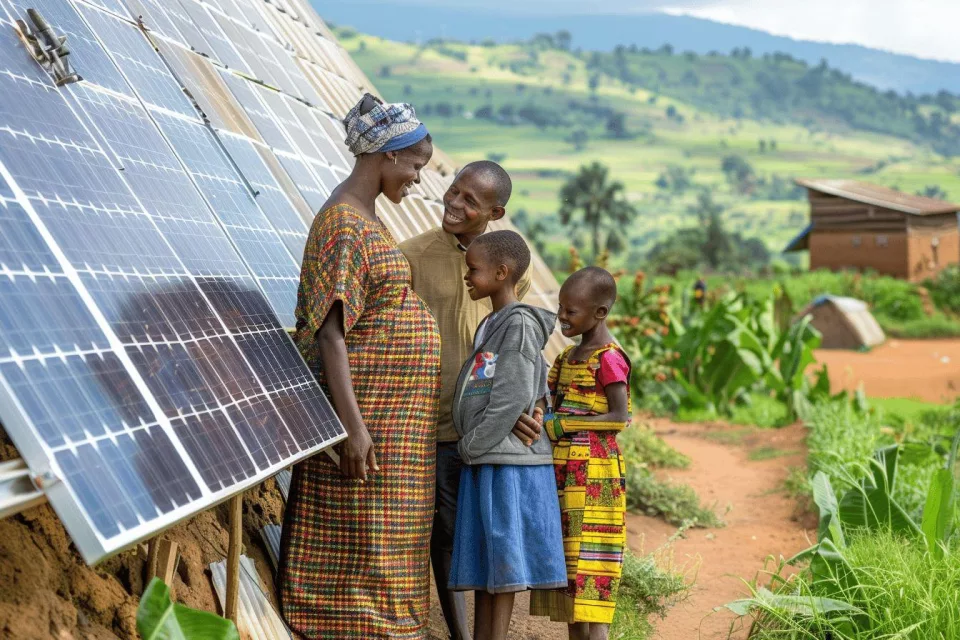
[[279, 204, 440, 639], [530, 344, 631, 625]]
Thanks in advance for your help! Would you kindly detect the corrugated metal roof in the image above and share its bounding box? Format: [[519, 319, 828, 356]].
[[795, 178, 960, 216]]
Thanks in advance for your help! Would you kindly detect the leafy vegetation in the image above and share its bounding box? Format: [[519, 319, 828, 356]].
[[726, 438, 960, 638], [650, 269, 960, 338], [612, 548, 690, 640], [137, 578, 239, 640], [612, 276, 828, 421]]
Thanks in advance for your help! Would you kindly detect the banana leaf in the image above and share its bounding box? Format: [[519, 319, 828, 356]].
[[922, 468, 954, 559], [811, 471, 845, 547], [837, 445, 922, 537], [137, 578, 240, 640]]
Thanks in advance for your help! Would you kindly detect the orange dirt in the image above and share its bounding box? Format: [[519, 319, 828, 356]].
[[634, 420, 814, 640], [815, 339, 960, 403]]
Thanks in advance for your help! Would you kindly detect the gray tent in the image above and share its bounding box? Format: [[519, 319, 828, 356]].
[[797, 295, 885, 350]]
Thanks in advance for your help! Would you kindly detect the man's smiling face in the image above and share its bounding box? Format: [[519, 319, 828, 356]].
[[441, 167, 503, 242]]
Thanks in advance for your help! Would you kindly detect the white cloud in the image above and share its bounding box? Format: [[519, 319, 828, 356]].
[[663, 0, 960, 63]]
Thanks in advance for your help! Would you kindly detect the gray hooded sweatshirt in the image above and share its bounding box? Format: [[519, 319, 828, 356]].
[[452, 302, 557, 466]]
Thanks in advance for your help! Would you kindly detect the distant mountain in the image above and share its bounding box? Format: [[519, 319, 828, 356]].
[[312, 1, 960, 96]]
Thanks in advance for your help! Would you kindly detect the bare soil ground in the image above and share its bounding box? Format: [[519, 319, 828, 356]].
[[815, 339, 960, 402]]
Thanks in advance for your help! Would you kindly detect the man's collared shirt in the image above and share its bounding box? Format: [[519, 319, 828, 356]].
[[400, 227, 531, 443]]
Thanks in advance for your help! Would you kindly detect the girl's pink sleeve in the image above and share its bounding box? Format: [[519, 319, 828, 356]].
[[597, 349, 630, 387]]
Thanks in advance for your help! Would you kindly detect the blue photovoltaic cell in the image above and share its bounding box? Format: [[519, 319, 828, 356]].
[[119, 0, 185, 44], [218, 70, 295, 153], [178, 0, 249, 73], [0, 273, 105, 357], [76, 4, 198, 118], [0, 198, 57, 271], [77, 0, 128, 17], [170, 410, 256, 492], [275, 151, 328, 213], [195, 276, 280, 333]]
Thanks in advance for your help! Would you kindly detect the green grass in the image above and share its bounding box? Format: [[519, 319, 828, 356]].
[[619, 424, 691, 470], [625, 465, 722, 528], [700, 428, 756, 446], [748, 447, 798, 462], [745, 532, 960, 639], [678, 393, 793, 429], [870, 397, 952, 423]]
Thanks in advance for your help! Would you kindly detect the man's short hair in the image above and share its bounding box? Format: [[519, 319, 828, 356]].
[[565, 266, 618, 308], [472, 230, 530, 283], [458, 160, 513, 207]]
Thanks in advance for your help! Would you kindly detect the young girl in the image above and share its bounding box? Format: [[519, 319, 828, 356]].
[[449, 230, 567, 640], [530, 267, 632, 640]]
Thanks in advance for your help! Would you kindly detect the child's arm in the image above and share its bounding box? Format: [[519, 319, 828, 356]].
[[551, 383, 629, 434]]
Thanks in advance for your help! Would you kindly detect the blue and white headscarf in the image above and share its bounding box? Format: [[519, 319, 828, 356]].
[[343, 93, 429, 156]]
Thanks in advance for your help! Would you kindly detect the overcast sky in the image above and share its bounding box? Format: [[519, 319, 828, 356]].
[[370, 0, 960, 63]]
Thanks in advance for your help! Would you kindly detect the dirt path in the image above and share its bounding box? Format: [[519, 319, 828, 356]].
[[815, 339, 960, 402], [427, 420, 813, 640], [631, 421, 813, 640]]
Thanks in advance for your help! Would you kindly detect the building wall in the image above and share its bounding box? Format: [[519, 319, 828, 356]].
[[809, 231, 909, 278], [809, 228, 960, 281], [907, 227, 960, 282]]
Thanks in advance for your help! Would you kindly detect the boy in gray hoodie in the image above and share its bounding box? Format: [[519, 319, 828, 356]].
[[448, 230, 566, 640]]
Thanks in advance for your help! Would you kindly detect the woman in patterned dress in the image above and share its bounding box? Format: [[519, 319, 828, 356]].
[[278, 94, 440, 639], [529, 267, 632, 640]]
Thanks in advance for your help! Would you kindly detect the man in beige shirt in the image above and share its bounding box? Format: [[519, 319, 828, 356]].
[[400, 161, 533, 640]]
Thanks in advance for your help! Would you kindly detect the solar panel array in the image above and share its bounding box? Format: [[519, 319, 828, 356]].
[[0, 0, 567, 564], [0, 0, 355, 564]]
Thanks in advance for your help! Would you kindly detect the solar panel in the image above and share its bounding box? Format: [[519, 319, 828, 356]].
[[0, 0, 345, 563]]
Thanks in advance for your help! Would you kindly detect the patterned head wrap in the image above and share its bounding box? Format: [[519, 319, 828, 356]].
[[343, 93, 430, 156]]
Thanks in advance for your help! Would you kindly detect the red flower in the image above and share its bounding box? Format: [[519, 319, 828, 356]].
[[595, 576, 612, 590], [576, 575, 586, 588], [586, 484, 602, 499]]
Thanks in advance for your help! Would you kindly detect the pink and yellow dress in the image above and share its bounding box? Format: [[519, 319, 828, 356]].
[[530, 343, 631, 625]]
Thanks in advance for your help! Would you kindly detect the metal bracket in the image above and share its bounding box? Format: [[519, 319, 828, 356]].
[[14, 8, 81, 87], [0, 458, 47, 520]]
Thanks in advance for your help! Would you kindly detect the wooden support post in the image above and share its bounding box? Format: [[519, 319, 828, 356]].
[[145, 537, 159, 591], [225, 493, 243, 622], [156, 539, 180, 586]]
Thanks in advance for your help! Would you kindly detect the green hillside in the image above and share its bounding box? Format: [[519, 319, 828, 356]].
[[337, 29, 960, 271]]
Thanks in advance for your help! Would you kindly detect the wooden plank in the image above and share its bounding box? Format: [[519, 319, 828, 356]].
[[156, 539, 180, 587], [146, 538, 159, 592], [225, 494, 243, 622]]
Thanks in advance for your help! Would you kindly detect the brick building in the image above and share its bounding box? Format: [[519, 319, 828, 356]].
[[785, 179, 960, 281]]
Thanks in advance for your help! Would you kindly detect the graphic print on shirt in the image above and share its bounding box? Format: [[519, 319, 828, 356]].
[[464, 351, 498, 396]]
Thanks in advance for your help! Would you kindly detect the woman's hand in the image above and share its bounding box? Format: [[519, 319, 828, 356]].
[[340, 422, 379, 482]]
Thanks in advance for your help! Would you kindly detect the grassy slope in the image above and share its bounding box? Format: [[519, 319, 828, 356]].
[[341, 32, 960, 269]]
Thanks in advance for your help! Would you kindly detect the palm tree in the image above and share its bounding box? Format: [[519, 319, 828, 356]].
[[559, 162, 637, 261]]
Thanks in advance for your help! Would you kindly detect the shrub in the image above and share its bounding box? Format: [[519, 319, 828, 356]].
[[619, 424, 690, 469], [612, 549, 689, 639]]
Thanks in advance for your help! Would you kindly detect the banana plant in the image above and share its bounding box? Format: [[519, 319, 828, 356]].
[[138, 578, 240, 640]]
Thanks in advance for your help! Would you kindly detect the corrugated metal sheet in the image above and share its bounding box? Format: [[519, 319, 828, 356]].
[[796, 179, 960, 216], [274, 469, 291, 502], [210, 555, 292, 640], [261, 524, 282, 573]]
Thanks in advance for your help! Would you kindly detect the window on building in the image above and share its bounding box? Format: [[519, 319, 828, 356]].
[[875, 235, 888, 247], [851, 235, 862, 247]]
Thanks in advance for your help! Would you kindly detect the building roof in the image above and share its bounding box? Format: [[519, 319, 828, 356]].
[[795, 178, 960, 216], [783, 223, 812, 253]]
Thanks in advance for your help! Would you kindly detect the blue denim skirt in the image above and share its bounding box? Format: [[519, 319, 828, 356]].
[[448, 464, 567, 594]]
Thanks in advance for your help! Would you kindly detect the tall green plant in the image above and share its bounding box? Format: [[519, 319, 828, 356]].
[[559, 162, 637, 259]]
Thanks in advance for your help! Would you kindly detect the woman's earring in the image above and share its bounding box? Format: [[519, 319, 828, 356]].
[[394, 155, 398, 165]]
